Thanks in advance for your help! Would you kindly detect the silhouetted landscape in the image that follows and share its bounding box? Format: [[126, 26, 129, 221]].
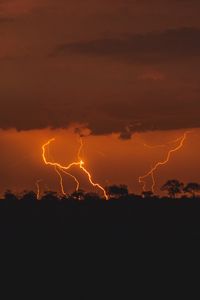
[[1, 180, 200, 245]]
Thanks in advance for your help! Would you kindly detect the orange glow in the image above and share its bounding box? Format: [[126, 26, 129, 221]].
[[139, 131, 190, 193], [1, 128, 199, 196], [42, 137, 108, 200]]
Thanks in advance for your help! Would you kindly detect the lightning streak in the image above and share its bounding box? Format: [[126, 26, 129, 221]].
[[59, 168, 80, 192], [143, 143, 166, 149], [77, 136, 83, 161], [35, 179, 42, 200], [151, 172, 156, 193], [139, 131, 189, 193], [143, 135, 186, 150], [54, 166, 67, 196], [42, 139, 81, 171], [79, 161, 108, 200], [42, 137, 108, 200], [42, 138, 81, 196], [77, 136, 109, 200]]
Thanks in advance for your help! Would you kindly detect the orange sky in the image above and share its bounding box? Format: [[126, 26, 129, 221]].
[[1, 1, 200, 196], [0, 128, 199, 196]]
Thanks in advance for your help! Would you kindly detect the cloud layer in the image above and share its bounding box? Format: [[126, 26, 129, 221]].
[[56, 27, 200, 63], [0, 1, 200, 137]]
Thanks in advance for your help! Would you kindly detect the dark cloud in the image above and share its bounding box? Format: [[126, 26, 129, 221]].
[[1, 94, 200, 138], [119, 127, 133, 140], [0, 2, 200, 137], [55, 27, 200, 63]]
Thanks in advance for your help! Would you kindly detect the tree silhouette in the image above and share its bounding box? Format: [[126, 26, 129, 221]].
[[161, 180, 184, 198], [2, 182, 200, 244], [4, 190, 18, 203], [142, 191, 154, 198], [106, 184, 128, 199], [84, 192, 101, 202], [20, 191, 37, 203], [71, 189, 85, 201], [184, 183, 200, 198], [41, 191, 58, 203]]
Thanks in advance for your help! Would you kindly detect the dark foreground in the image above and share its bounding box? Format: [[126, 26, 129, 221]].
[[1, 193, 200, 246], [1, 192, 200, 287]]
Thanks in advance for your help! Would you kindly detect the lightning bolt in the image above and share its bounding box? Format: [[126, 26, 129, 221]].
[[77, 135, 109, 200], [139, 131, 190, 193], [59, 168, 80, 192], [54, 166, 67, 196], [35, 179, 42, 200], [79, 161, 108, 200], [42, 138, 81, 171], [151, 171, 156, 193], [143, 135, 186, 150], [77, 135, 83, 161], [42, 137, 108, 200], [42, 138, 81, 196], [143, 143, 166, 149]]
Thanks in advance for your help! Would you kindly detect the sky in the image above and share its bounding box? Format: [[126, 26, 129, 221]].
[[0, 0, 200, 196]]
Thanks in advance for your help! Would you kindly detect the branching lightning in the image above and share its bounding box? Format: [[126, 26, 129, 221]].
[[42, 138, 81, 196], [79, 161, 108, 199], [143, 135, 185, 150], [42, 139, 81, 171], [59, 168, 80, 192], [42, 137, 108, 200], [76, 136, 109, 200], [139, 131, 190, 193]]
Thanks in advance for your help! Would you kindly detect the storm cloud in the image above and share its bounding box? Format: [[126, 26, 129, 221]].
[[56, 27, 200, 63], [0, 0, 200, 137]]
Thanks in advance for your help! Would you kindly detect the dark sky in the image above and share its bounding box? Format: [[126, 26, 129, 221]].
[[1, 0, 200, 136]]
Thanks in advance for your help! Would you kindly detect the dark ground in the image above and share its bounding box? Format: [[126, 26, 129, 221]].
[[1, 193, 200, 246], [1, 193, 200, 293]]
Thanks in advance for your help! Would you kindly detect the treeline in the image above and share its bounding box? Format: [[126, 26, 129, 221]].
[[1, 179, 200, 202], [0, 180, 200, 242]]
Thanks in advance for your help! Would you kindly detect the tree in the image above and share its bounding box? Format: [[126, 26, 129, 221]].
[[184, 183, 200, 198], [41, 191, 59, 203], [84, 192, 101, 202], [142, 191, 154, 199], [106, 184, 128, 199], [161, 180, 184, 198], [4, 190, 18, 203], [20, 191, 37, 203], [71, 189, 85, 201]]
